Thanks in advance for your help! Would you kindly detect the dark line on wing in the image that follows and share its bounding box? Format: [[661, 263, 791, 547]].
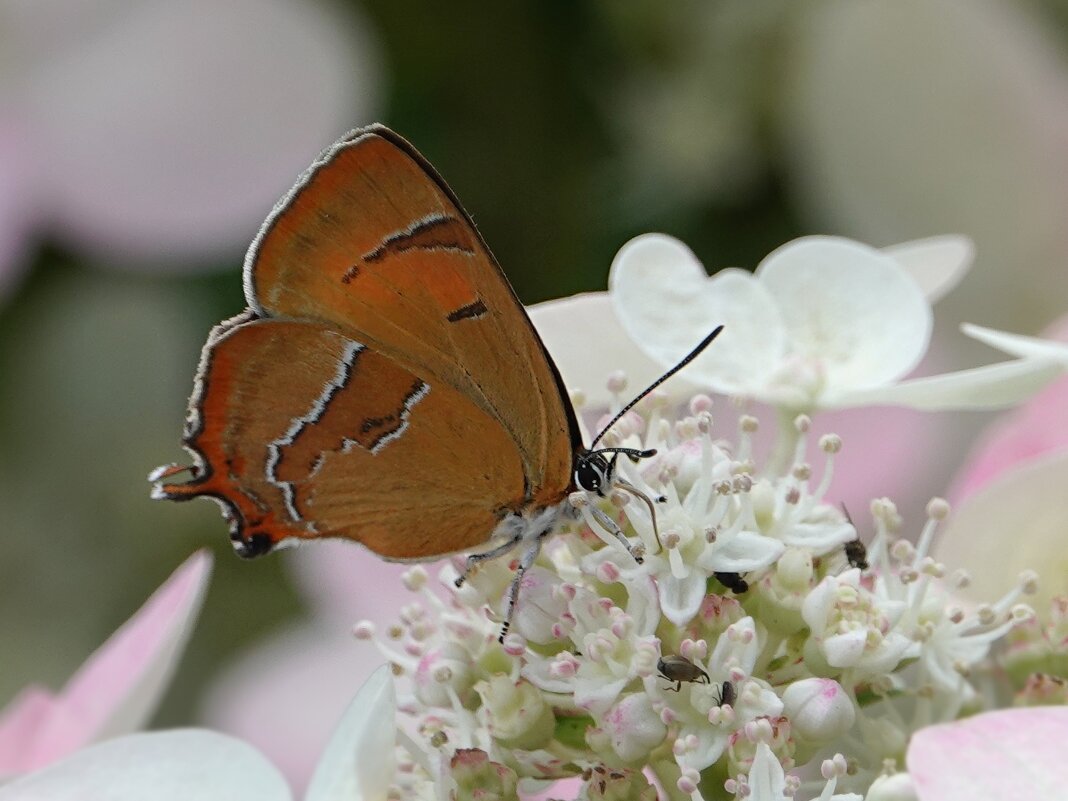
[[341, 264, 360, 284], [362, 215, 477, 264], [364, 379, 430, 453], [446, 298, 488, 323]]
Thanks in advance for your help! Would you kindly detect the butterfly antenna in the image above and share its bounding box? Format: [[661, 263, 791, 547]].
[[590, 325, 724, 450]]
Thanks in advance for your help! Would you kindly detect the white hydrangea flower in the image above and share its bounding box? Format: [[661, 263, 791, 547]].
[[608, 233, 1062, 412], [802, 568, 913, 675], [865, 498, 1039, 721]]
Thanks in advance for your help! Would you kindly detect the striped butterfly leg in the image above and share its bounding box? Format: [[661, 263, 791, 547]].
[[574, 493, 647, 566], [453, 506, 566, 642]]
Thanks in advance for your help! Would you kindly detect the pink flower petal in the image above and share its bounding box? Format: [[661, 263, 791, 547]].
[[199, 624, 386, 793], [908, 707, 1068, 800], [950, 314, 1068, 504], [285, 541, 422, 623], [0, 550, 212, 774], [0, 688, 69, 778]]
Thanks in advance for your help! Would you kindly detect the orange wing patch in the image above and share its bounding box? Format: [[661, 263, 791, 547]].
[[155, 317, 528, 559]]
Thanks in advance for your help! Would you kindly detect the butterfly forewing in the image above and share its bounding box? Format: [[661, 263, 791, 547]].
[[245, 127, 577, 506]]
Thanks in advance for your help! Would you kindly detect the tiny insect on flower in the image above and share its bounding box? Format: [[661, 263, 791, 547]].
[[713, 679, 736, 708], [657, 654, 710, 691], [714, 571, 750, 593], [841, 504, 869, 570], [844, 538, 869, 571]]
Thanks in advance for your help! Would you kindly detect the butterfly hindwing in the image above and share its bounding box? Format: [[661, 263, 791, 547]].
[[157, 318, 527, 558]]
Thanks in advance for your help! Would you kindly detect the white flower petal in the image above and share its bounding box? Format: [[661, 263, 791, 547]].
[[304, 665, 396, 801], [0, 730, 291, 801], [738, 685, 785, 723], [882, 235, 973, 304], [801, 577, 838, 634], [861, 632, 913, 675], [685, 727, 728, 773], [756, 236, 931, 389], [527, 292, 697, 409], [701, 530, 785, 572], [608, 233, 786, 394], [574, 678, 629, 716], [822, 630, 868, 668], [658, 570, 707, 627], [746, 742, 788, 801], [709, 617, 761, 676], [830, 358, 1063, 410], [778, 522, 855, 555], [865, 773, 918, 801], [962, 323, 1068, 362]]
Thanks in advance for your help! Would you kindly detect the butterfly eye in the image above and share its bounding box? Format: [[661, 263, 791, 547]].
[[574, 455, 607, 494]]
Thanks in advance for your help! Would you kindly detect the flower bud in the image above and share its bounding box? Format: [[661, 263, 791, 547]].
[[584, 765, 659, 801], [775, 547, 814, 594], [602, 693, 668, 763], [448, 748, 518, 801], [782, 678, 855, 743], [412, 642, 473, 708], [1014, 673, 1068, 706], [865, 772, 919, 801], [509, 566, 567, 644], [475, 676, 554, 750]]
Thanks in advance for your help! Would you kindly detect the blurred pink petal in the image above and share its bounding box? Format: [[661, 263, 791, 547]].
[[0, 550, 212, 777], [199, 624, 386, 794], [908, 707, 1068, 799], [935, 451, 1068, 616], [286, 541, 417, 624], [950, 314, 1068, 503], [10, 0, 381, 268]]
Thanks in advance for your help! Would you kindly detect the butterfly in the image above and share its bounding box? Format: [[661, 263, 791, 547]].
[[151, 124, 720, 638]]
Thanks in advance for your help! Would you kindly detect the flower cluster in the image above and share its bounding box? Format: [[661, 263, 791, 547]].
[[355, 386, 1045, 799]]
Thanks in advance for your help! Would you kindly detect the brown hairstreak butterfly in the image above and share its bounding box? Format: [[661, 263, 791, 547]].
[[151, 125, 721, 638]]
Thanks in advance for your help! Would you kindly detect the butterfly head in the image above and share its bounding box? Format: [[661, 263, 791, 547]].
[[573, 446, 656, 496]]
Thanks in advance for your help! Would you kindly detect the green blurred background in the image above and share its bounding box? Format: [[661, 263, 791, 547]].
[[3, 0, 1068, 747]]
